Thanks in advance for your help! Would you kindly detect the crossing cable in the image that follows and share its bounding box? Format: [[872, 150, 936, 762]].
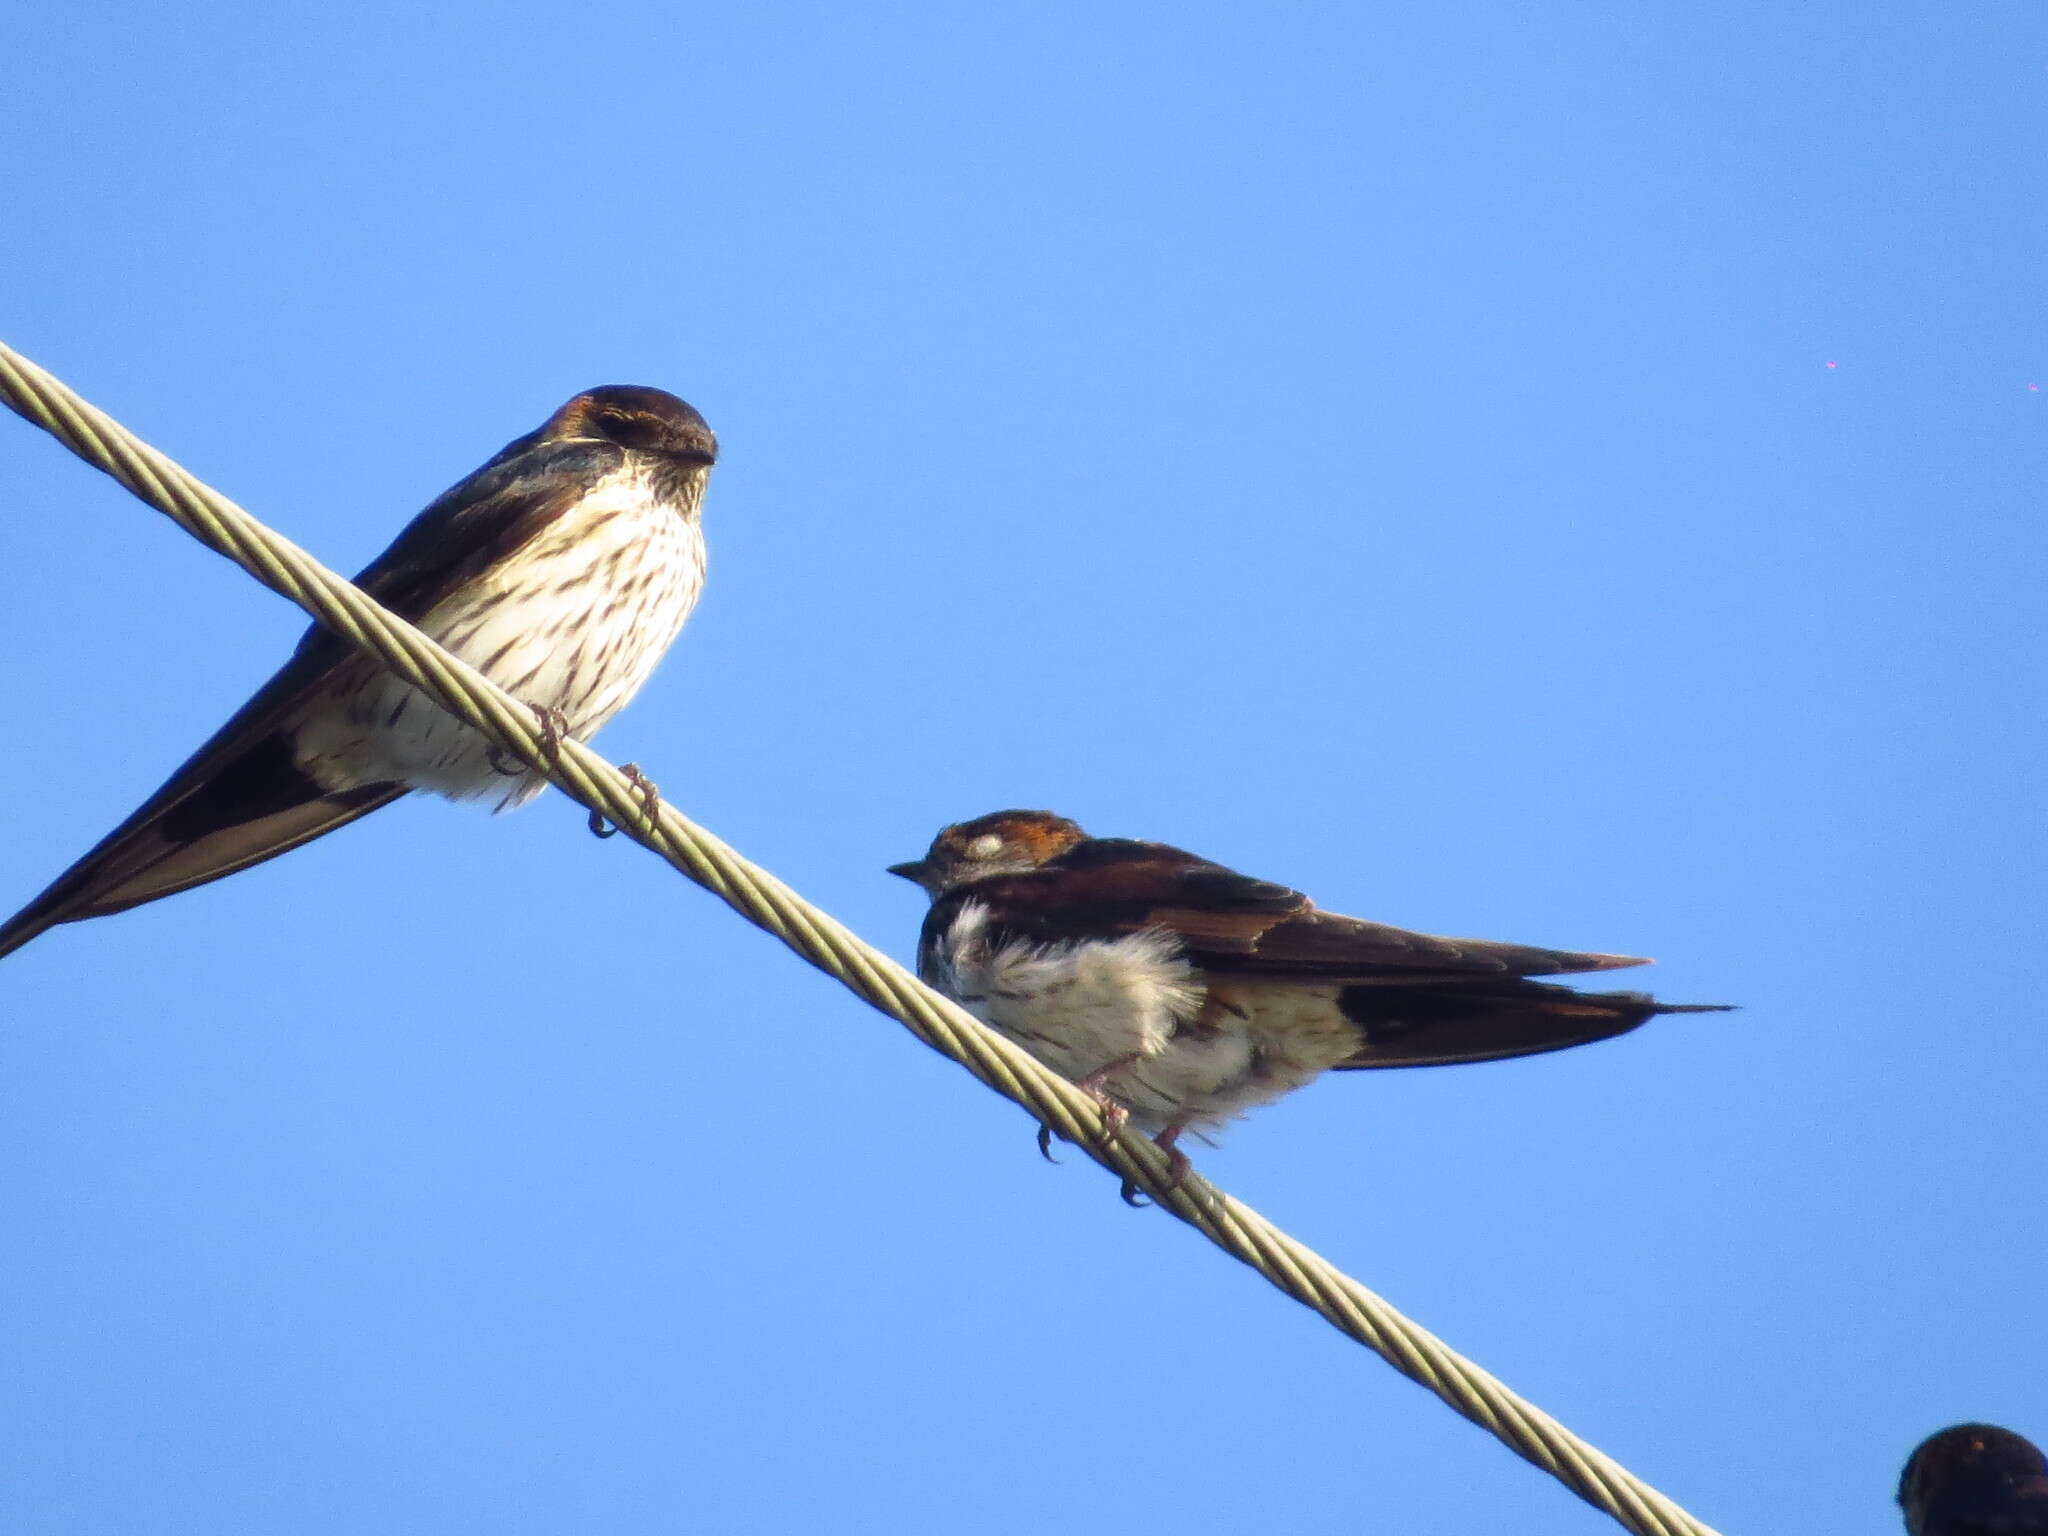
[[0, 339, 1724, 1536]]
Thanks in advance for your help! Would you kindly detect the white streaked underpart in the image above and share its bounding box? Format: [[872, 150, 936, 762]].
[[295, 461, 705, 809]]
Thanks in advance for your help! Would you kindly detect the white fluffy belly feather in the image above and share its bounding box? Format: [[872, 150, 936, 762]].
[[928, 907, 1371, 1137], [931, 904, 1205, 1089]]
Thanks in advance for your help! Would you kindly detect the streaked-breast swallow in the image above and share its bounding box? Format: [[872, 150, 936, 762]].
[[0, 385, 716, 959], [889, 809, 1728, 1182]]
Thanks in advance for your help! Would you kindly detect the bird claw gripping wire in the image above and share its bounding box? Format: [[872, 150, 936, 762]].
[[589, 762, 662, 840], [487, 704, 571, 777], [1120, 1128, 1192, 1209], [532, 704, 569, 764], [1033, 1061, 1158, 1195]]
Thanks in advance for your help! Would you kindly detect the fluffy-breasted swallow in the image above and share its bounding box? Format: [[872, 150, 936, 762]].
[[1900, 1424, 2048, 1536], [889, 810, 1727, 1175], [0, 386, 715, 959]]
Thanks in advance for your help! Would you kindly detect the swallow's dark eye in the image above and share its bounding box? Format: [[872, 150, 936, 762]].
[[600, 412, 670, 450]]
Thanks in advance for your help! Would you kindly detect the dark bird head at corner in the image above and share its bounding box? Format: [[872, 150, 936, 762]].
[[1899, 1423, 2048, 1536], [887, 809, 1089, 895], [542, 385, 718, 465]]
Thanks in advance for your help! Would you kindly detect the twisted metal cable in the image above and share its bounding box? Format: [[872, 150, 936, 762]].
[[0, 339, 1724, 1536]]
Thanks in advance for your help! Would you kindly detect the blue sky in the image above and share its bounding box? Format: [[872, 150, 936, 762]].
[[2, 4, 2044, 1532]]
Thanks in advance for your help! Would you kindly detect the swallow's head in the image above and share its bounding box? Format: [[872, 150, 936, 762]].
[[888, 810, 1088, 895], [546, 386, 718, 465], [1899, 1423, 2048, 1535]]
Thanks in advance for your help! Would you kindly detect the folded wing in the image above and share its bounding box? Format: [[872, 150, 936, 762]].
[[0, 643, 406, 958], [0, 439, 627, 959], [978, 838, 1727, 1071]]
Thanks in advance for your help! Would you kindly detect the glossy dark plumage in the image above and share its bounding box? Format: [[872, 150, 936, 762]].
[[890, 809, 1728, 1150], [1901, 1425, 2048, 1536], [0, 386, 715, 960]]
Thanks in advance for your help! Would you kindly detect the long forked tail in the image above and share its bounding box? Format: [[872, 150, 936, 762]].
[[1333, 978, 1735, 1070]]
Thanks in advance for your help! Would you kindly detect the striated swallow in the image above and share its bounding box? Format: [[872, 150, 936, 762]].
[[0, 386, 716, 959], [889, 809, 1728, 1182], [1900, 1424, 2048, 1536]]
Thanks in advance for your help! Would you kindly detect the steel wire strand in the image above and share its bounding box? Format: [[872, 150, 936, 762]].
[[0, 340, 1723, 1536]]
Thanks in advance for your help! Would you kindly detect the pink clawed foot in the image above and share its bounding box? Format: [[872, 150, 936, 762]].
[[1034, 1054, 1141, 1165], [589, 762, 661, 840], [1089, 1096, 1130, 1147], [623, 762, 662, 822], [491, 703, 570, 778], [1036, 1095, 1127, 1164], [1074, 1054, 1141, 1151], [1119, 1121, 1193, 1209], [531, 703, 569, 764], [1154, 1122, 1193, 1190]]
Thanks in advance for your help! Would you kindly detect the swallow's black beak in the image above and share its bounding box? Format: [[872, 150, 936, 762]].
[[886, 860, 929, 884]]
